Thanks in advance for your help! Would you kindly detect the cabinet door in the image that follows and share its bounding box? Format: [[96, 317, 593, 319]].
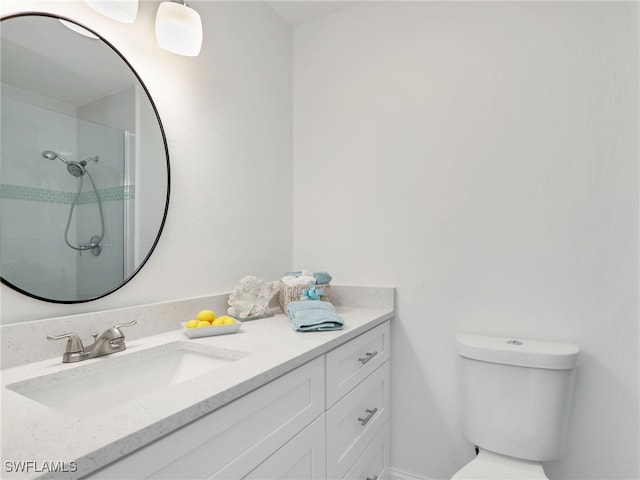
[[326, 361, 390, 480], [326, 322, 390, 408], [343, 421, 390, 480], [90, 357, 324, 479], [243, 415, 326, 480]]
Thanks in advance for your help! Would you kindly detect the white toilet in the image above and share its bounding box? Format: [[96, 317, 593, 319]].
[[453, 334, 580, 479]]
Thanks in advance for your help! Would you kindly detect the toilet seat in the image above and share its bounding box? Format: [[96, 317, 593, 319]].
[[451, 449, 548, 479]]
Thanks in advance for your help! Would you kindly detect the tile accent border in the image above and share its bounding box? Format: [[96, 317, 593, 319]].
[[0, 184, 135, 204]]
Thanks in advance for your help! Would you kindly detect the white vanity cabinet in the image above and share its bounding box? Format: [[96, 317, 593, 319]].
[[89, 321, 391, 480], [325, 322, 391, 480], [343, 421, 390, 480], [244, 415, 327, 480], [90, 357, 325, 480]]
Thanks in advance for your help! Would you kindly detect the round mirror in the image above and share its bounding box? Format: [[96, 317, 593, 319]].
[[0, 13, 170, 303]]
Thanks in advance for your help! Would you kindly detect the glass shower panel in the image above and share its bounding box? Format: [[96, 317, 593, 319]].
[[76, 118, 126, 300]]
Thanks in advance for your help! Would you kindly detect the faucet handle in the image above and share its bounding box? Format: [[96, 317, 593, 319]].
[[47, 333, 84, 354], [113, 320, 137, 331], [106, 320, 137, 342]]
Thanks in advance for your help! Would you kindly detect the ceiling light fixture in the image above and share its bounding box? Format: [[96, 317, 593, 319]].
[[155, 0, 203, 57], [85, 0, 139, 24]]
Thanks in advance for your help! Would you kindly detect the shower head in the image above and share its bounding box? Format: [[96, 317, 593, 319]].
[[67, 156, 100, 177], [42, 151, 100, 177], [42, 151, 98, 177], [66, 162, 86, 177], [42, 150, 70, 164]]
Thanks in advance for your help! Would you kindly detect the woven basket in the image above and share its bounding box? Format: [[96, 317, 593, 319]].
[[279, 284, 332, 314]]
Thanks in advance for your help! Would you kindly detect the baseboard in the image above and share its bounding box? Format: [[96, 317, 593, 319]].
[[388, 467, 436, 480]]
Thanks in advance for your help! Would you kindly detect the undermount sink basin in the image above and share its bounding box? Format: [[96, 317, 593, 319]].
[[6, 341, 249, 417]]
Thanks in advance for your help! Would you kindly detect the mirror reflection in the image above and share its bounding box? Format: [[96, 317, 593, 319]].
[[1, 14, 170, 303]]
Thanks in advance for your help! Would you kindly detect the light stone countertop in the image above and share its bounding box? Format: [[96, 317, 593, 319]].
[[1, 304, 393, 479]]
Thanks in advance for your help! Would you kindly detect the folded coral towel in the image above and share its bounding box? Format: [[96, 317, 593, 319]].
[[287, 300, 344, 332]]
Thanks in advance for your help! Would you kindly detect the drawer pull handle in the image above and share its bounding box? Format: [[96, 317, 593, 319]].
[[358, 351, 378, 365], [366, 476, 378, 480], [357, 407, 378, 426]]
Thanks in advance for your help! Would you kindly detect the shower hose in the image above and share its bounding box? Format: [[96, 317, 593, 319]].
[[64, 169, 105, 254]]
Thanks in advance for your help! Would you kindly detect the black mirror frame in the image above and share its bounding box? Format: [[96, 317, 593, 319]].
[[0, 12, 171, 304]]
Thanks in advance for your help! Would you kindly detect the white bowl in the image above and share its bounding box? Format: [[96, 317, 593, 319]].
[[182, 321, 242, 339]]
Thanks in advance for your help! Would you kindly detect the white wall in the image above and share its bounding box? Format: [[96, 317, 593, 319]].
[[293, 2, 638, 479], [1, 0, 293, 322]]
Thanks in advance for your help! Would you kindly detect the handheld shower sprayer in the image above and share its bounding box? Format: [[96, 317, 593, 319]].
[[42, 150, 69, 163], [41, 149, 104, 255]]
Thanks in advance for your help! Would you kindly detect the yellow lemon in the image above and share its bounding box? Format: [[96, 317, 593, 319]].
[[196, 320, 212, 328], [185, 319, 199, 329], [222, 316, 237, 325], [211, 317, 225, 326], [197, 310, 216, 323]]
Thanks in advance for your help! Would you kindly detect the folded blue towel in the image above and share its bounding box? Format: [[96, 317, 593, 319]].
[[313, 272, 332, 285], [287, 300, 344, 332]]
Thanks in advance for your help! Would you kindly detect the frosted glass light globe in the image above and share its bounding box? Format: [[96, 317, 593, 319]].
[[155, 1, 203, 57]]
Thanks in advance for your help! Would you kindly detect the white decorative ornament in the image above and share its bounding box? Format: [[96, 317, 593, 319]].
[[228, 276, 279, 318]]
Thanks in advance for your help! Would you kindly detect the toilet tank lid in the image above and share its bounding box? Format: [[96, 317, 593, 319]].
[[456, 334, 580, 370]]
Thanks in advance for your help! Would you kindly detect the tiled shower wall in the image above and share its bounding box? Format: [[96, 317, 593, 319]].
[[1, 92, 129, 300]]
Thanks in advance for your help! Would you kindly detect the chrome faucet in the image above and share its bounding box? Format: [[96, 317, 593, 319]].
[[47, 320, 137, 363]]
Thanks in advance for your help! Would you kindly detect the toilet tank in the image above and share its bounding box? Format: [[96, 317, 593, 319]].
[[456, 334, 579, 461]]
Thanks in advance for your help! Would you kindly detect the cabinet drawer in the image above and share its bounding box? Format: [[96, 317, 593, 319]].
[[343, 420, 390, 480], [90, 357, 324, 479], [326, 321, 390, 407], [326, 361, 390, 480], [244, 414, 326, 480]]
